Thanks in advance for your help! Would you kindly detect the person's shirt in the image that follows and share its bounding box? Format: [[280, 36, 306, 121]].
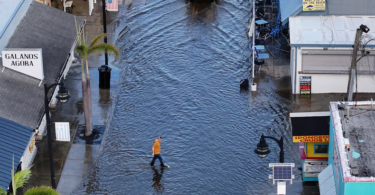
[[153, 139, 161, 155]]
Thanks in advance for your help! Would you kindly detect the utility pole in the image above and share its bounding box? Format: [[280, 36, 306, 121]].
[[347, 25, 370, 101], [102, 0, 108, 65]]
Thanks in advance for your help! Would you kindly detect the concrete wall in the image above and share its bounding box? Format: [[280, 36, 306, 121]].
[[0, 0, 32, 52], [291, 46, 375, 94]]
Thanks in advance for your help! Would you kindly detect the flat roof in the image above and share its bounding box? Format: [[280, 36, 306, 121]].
[[331, 101, 375, 182], [0, 0, 24, 37], [289, 15, 375, 46]]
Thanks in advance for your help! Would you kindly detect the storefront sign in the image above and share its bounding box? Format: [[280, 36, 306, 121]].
[[293, 135, 329, 142], [300, 76, 311, 94], [29, 137, 35, 153], [2, 48, 44, 80], [303, 0, 326, 11]]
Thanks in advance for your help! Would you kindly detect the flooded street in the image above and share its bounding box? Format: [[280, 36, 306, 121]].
[[74, 0, 318, 194]]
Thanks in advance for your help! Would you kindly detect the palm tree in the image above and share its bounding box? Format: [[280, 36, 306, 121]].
[[75, 17, 120, 136], [0, 155, 32, 195], [25, 186, 60, 195]]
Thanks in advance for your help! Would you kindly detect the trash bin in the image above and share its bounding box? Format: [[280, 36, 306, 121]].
[[98, 65, 111, 89]]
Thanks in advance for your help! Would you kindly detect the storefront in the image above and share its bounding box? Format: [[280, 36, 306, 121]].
[[0, 0, 85, 183], [289, 15, 375, 94], [290, 112, 330, 181]]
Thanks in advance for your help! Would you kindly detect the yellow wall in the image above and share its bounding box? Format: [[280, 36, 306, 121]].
[[305, 142, 329, 158]]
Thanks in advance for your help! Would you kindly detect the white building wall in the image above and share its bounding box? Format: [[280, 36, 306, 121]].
[[292, 46, 375, 94], [20, 133, 37, 170]]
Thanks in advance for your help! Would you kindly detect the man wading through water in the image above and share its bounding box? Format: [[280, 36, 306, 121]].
[[151, 137, 167, 167]]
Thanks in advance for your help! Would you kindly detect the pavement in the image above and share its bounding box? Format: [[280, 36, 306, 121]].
[[26, 0, 122, 194]]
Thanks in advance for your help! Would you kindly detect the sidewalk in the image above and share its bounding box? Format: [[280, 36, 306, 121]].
[[26, 0, 121, 193]]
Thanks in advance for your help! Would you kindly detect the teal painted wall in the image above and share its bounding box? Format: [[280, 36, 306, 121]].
[[328, 113, 334, 165], [329, 112, 345, 194], [345, 182, 375, 195]]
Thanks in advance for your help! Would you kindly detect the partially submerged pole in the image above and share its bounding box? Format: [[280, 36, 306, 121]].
[[347, 25, 370, 101]]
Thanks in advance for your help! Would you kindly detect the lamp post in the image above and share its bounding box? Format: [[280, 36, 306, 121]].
[[254, 134, 284, 163], [44, 82, 70, 189], [101, 0, 108, 65]]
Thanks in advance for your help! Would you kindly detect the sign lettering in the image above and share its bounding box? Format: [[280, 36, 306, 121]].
[[293, 135, 329, 142], [2, 49, 44, 80], [300, 76, 311, 95], [303, 0, 326, 11]]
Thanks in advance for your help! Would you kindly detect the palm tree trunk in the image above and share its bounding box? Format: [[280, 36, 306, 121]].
[[85, 59, 93, 136], [81, 60, 92, 136]]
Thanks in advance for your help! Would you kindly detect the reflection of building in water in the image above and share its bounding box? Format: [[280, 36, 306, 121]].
[[152, 167, 165, 193]]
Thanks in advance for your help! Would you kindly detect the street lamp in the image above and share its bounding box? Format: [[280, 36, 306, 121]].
[[44, 82, 70, 189], [254, 134, 284, 163]]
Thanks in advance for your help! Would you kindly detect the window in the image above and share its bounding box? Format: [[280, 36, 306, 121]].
[[314, 144, 328, 154], [301, 49, 375, 73]]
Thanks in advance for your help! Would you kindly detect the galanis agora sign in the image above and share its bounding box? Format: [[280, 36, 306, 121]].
[[4, 53, 39, 66], [2, 48, 44, 81]]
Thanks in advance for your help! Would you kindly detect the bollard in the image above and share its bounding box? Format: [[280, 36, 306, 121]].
[[98, 65, 112, 89]]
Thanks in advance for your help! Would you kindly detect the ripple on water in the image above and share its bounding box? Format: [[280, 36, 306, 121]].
[[74, 0, 307, 194]]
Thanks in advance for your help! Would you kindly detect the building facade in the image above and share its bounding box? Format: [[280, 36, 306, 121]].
[[318, 101, 375, 195], [289, 15, 375, 94], [0, 0, 84, 189], [290, 112, 330, 181]]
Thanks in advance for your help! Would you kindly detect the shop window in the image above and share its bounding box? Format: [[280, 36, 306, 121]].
[[314, 144, 328, 154]]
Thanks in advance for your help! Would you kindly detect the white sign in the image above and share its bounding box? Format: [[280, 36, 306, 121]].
[[2, 48, 44, 80], [55, 122, 70, 142]]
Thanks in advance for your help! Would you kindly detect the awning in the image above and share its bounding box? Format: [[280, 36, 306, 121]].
[[290, 112, 330, 139], [279, 0, 302, 24], [0, 117, 33, 189], [318, 164, 337, 195]]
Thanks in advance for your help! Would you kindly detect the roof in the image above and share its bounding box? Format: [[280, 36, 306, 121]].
[[279, 0, 302, 24], [0, 2, 84, 129], [0, 117, 33, 189], [289, 15, 375, 47], [0, 0, 24, 38], [330, 101, 375, 182], [318, 164, 337, 195]]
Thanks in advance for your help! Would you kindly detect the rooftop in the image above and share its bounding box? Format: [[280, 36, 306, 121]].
[[0, 2, 84, 129], [331, 101, 375, 182], [0, 117, 33, 189], [289, 15, 375, 46], [0, 0, 24, 37], [341, 106, 375, 177]]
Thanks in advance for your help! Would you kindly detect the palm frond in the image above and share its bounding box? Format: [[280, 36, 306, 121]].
[[12, 155, 15, 195], [74, 16, 81, 45], [0, 187, 7, 195], [14, 167, 31, 190], [25, 186, 60, 195], [88, 43, 120, 57], [76, 45, 89, 59], [90, 34, 108, 48]]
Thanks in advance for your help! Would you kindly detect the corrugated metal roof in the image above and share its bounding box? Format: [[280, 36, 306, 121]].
[[0, 2, 84, 129], [0, 117, 33, 189], [318, 164, 337, 195], [289, 15, 375, 46], [279, 0, 302, 24]]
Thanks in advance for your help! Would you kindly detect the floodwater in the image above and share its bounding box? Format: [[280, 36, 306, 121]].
[[74, 0, 318, 194]]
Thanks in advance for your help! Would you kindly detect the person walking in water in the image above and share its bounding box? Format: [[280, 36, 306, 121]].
[[151, 137, 167, 167]]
